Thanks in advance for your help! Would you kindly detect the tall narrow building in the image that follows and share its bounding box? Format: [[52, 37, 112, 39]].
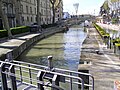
[[55, 0, 63, 22]]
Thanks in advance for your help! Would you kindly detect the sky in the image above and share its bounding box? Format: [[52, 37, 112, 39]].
[[63, 0, 105, 15]]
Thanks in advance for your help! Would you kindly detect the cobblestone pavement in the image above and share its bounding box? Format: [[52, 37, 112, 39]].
[[80, 27, 120, 90]]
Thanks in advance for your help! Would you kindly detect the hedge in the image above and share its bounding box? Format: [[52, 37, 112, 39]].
[[93, 23, 110, 38], [0, 26, 30, 38]]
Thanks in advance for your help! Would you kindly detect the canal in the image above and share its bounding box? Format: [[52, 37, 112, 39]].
[[17, 25, 87, 71]]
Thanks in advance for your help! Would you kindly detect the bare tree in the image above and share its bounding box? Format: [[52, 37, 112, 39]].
[[49, 0, 61, 24], [0, 0, 12, 38]]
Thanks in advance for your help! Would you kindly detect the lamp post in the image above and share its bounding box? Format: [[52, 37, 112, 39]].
[[110, 33, 112, 49]]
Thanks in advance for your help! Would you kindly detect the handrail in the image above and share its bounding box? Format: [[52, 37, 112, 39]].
[[0, 60, 86, 90], [13, 60, 94, 90]]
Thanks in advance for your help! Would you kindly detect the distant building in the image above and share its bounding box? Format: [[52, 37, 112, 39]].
[[63, 12, 70, 19]]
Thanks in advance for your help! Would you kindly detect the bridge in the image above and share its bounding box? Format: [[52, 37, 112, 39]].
[[0, 56, 94, 90]]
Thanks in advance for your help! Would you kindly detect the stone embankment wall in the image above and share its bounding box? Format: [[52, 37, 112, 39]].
[[0, 27, 65, 61]]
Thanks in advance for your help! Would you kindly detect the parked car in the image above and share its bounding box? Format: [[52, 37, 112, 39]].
[[30, 23, 42, 32]]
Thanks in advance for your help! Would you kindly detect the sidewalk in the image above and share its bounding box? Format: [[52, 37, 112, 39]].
[[97, 23, 120, 31], [80, 27, 120, 90]]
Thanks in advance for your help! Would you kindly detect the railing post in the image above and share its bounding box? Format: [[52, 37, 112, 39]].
[[28, 64, 32, 84], [48, 56, 53, 70], [19, 63, 23, 82], [9, 65, 17, 90], [37, 71, 44, 90], [69, 72, 72, 90], [52, 74, 60, 90], [0, 63, 8, 90]]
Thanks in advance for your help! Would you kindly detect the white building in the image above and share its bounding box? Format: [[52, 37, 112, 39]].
[[63, 12, 71, 19]]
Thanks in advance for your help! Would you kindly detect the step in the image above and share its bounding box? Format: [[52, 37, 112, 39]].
[[17, 83, 29, 90], [23, 85, 37, 90]]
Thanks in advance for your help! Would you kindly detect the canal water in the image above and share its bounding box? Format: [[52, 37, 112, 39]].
[[17, 26, 87, 71]]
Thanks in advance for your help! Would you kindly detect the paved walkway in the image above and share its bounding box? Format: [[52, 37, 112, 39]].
[[80, 27, 120, 90], [0, 32, 41, 56], [97, 23, 120, 31]]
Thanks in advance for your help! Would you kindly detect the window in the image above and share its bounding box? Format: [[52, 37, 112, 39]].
[[41, 2, 42, 7], [8, 4, 13, 14], [31, 17, 33, 22], [35, 8, 36, 14], [30, 7, 32, 14], [41, 9, 43, 15], [34, 0, 36, 5], [21, 5, 23, 13], [3, 4, 7, 14], [27, 16, 29, 22], [22, 16, 24, 22], [26, 6, 28, 13]]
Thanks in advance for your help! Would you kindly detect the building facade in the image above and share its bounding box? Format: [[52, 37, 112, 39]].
[[19, 0, 52, 26], [0, 0, 63, 28], [0, 0, 16, 29], [40, 0, 51, 25], [55, 0, 63, 22], [19, 0, 37, 26]]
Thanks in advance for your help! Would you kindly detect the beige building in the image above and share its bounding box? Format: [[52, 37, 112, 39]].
[[0, 0, 63, 28], [19, 0, 52, 26], [40, 0, 52, 25], [55, 0, 63, 22], [19, 0, 37, 26]]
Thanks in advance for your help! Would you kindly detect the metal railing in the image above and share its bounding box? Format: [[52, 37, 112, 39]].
[[0, 57, 94, 90]]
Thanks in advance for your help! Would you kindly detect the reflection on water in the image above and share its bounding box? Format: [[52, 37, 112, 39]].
[[17, 27, 87, 71]]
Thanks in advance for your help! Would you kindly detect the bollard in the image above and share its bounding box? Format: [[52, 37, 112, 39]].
[[48, 56, 53, 71]]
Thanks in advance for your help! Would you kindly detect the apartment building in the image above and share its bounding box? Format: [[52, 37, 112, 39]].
[[55, 0, 63, 22], [0, 0, 62, 28], [19, 0, 37, 26], [40, 0, 51, 25], [0, 0, 15, 29], [19, 0, 52, 26]]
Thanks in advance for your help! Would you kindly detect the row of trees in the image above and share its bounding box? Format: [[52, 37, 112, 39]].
[[0, 0, 61, 38], [99, 0, 120, 23]]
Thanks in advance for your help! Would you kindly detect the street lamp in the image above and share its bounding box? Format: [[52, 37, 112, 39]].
[[110, 33, 112, 49]]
